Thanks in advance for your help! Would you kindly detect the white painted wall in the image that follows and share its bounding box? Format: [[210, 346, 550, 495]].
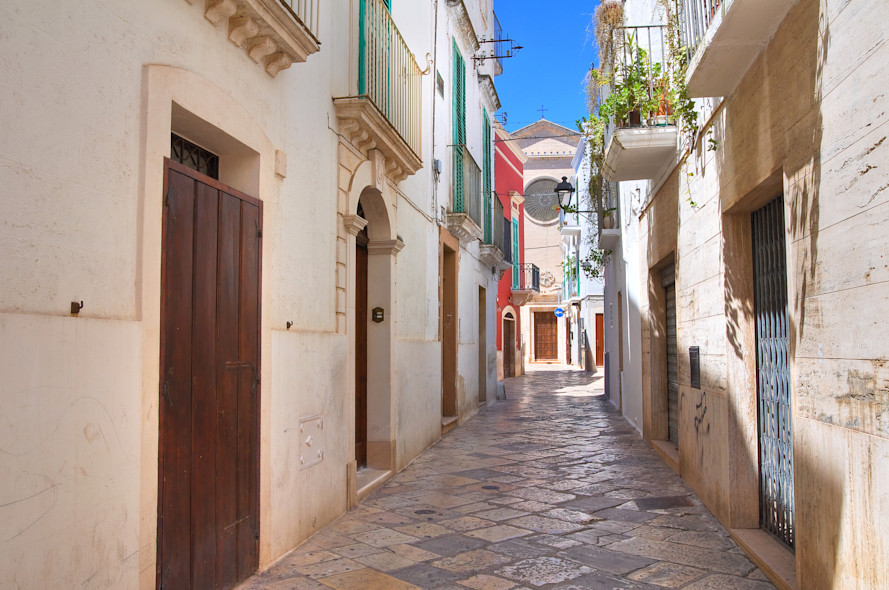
[[0, 0, 505, 588]]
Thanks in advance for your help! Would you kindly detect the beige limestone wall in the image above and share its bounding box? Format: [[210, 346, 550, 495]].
[[638, 0, 889, 586], [0, 314, 142, 588]]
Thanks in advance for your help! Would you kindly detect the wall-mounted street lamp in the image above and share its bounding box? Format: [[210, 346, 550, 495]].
[[554, 176, 575, 210]]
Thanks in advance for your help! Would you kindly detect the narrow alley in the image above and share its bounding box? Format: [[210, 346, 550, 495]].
[[240, 367, 774, 590]]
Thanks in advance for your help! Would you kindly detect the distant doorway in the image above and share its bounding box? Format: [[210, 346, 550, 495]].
[[533, 312, 558, 361], [662, 266, 679, 448], [441, 239, 458, 422], [355, 214, 369, 469], [503, 313, 516, 377], [478, 287, 487, 403], [595, 313, 604, 366]]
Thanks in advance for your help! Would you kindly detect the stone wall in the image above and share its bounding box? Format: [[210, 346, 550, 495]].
[[638, 0, 889, 586]]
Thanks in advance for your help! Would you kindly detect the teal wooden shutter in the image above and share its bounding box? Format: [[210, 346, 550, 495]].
[[452, 41, 466, 212], [512, 218, 520, 287], [483, 110, 492, 242]]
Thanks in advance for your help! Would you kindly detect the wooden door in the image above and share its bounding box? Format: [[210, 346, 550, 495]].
[[158, 159, 261, 590], [355, 231, 368, 469], [503, 319, 515, 377], [441, 246, 458, 418], [534, 312, 558, 361], [595, 313, 604, 366]]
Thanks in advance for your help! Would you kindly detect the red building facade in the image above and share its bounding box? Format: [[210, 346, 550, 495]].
[[494, 123, 527, 379]]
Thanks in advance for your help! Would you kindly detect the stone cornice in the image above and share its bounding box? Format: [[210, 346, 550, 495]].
[[199, 0, 321, 77], [446, 213, 483, 246], [333, 97, 423, 183], [510, 289, 535, 307], [477, 74, 501, 112], [479, 244, 504, 268], [446, 0, 480, 53], [343, 214, 369, 237], [367, 239, 406, 256]]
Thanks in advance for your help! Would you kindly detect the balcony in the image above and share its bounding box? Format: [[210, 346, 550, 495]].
[[480, 194, 513, 273], [200, 0, 320, 76], [680, 0, 797, 97], [559, 210, 582, 241], [447, 145, 483, 245], [600, 25, 679, 182], [511, 263, 540, 306], [333, 0, 422, 181]]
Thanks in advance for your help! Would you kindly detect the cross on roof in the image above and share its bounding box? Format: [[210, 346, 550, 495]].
[[537, 105, 548, 119]]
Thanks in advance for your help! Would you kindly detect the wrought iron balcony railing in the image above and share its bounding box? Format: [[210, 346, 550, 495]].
[[451, 144, 483, 229], [493, 12, 505, 72], [486, 195, 511, 260], [605, 25, 670, 132], [514, 264, 539, 292], [679, 0, 723, 65], [359, 0, 422, 157], [279, 0, 320, 41]]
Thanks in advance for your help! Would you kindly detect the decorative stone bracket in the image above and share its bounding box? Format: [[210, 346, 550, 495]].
[[343, 214, 369, 237], [334, 97, 423, 183], [479, 243, 504, 268], [446, 213, 483, 246], [197, 0, 321, 77], [478, 74, 501, 112], [446, 0, 481, 53], [510, 288, 535, 307]]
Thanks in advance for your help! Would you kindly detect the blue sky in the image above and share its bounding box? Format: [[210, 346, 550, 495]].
[[495, 0, 601, 133]]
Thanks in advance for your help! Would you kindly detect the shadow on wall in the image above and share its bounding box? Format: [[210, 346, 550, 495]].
[[715, 0, 843, 586]]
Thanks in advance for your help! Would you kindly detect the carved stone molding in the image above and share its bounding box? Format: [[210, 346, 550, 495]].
[[333, 97, 423, 183], [510, 289, 535, 307], [477, 74, 501, 112], [446, 213, 483, 246], [367, 239, 405, 256], [343, 214, 369, 237], [479, 244, 504, 268], [197, 0, 321, 77], [446, 0, 480, 53]]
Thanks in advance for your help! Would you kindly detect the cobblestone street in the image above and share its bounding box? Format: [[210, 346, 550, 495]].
[[240, 366, 775, 589]]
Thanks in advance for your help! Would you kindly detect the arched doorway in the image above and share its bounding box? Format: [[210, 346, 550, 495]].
[[502, 311, 516, 377], [345, 181, 401, 497]]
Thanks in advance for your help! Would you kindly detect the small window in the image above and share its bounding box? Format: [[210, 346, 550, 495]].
[[171, 133, 219, 180]]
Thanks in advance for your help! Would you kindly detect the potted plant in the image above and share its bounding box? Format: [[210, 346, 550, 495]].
[[598, 35, 660, 129], [602, 207, 617, 229]]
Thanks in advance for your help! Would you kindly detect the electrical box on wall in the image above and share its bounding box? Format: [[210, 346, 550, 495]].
[[689, 346, 701, 389]]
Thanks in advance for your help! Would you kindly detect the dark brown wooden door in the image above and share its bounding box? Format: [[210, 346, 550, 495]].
[[595, 313, 604, 366], [503, 319, 515, 377], [355, 231, 368, 469], [534, 312, 558, 361], [158, 159, 261, 590]]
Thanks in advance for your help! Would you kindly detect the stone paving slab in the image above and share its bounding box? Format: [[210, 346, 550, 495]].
[[238, 366, 775, 589]]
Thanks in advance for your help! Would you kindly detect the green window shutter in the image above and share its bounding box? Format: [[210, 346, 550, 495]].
[[483, 110, 492, 242], [452, 41, 466, 212], [512, 218, 520, 287], [383, 0, 391, 10]]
